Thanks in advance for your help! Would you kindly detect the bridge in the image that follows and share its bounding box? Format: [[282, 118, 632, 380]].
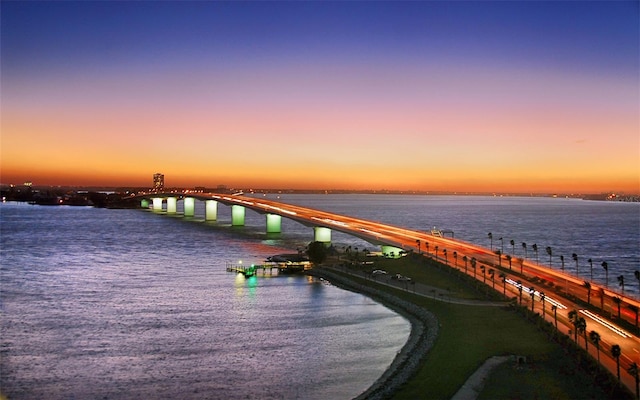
[[134, 191, 640, 393]]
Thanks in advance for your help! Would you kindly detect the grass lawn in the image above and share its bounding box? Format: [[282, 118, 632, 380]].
[[331, 254, 627, 400]]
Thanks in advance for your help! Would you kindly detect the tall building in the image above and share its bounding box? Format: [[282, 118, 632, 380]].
[[153, 173, 164, 191]]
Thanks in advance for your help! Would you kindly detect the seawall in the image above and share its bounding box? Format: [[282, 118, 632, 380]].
[[307, 267, 439, 400]]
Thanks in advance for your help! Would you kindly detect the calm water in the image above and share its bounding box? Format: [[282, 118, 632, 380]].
[[0, 202, 410, 399], [1, 195, 639, 399]]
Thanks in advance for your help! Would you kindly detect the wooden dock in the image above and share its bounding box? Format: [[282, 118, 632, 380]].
[[226, 262, 310, 277]]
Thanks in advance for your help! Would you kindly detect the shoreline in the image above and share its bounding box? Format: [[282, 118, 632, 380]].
[[307, 267, 439, 400]]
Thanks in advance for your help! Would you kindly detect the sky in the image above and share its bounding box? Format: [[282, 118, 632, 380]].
[[1, 1, 639, 194]]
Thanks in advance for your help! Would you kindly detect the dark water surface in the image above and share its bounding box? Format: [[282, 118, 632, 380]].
[[0, 202, 410, 399]]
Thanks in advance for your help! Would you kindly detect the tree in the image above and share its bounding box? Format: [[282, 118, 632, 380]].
[[517, 280, 523, 305], [560, 254, 565, 272], [628, 362, 640, 400], [306, 241, 328, 265], [630, 304, 639, 330], [546, 246, 553, 266], [510, 239, 515, 255], [481, 265, 486, 284], [611, 344, 622, 383], [522, 242, 528, 258], [583, 281, 592, 305], [416, 239, 421, 254], [462, 255, 468, 274], [488, 232, 493, 250], [552, 305, 558, 328], [495, 250, 502, 267], [499, 272, 507, 295], [588, 258, 593, 281], [572, 253, 579, 278], [577, 317, 587, 351], [506, 254, 512, 270], [489, 269, 495, 289], [471, 258, 477, 279], [540, 291, 546, 316], [442, 249, 448, 265], [532, 243, 539, 263], [589, 330, 601, 363], [602, 261, 609, 288], [530, 287, 536, 312], [568, 309, 580, 342], [613, 296, 622, 319], [618, 275, 625, 294], [453, 251, 458, 267]]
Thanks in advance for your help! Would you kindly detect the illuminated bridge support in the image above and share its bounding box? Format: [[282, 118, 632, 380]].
[[231, 205, 245, 226], [140, 199, 149, 209], [266, 214, 281, 233], [166, 197, 177, 214], [205, 200, 218, 221], [381, 245, 404, 259], [152, 197, 163, 212], [314, 227, 331, 244], [184, 197, 195, 217]]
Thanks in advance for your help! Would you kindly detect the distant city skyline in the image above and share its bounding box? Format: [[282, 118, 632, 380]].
[[1, 2, 638, 194]]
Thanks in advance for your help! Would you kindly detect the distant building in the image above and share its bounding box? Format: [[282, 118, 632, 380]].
[[153, 173, 164, 191]]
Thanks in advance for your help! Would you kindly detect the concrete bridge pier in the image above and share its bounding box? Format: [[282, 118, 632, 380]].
[[232, 205, 245, 226], [381, 245, 404, 258], [205, 200, 218, 221], [184, 197, 195, 217], [266, 214, 281, 233], [141, 199, 150, 209], [152, 197, 163, 212], [314, 227, 331, 244], [166, 197, 177, 214]]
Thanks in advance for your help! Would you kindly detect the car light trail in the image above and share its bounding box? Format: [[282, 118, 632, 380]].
[[579, 309, 632, 338], [506, 278, 567, 310]]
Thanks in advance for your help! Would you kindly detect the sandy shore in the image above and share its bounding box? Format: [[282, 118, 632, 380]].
[[307, 267, 439, 400]]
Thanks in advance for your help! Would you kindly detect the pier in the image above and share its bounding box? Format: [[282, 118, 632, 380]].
[[226, 261, 310, 277]]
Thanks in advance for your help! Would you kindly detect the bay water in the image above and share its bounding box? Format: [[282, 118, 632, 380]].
[[1, 194, 638, 399]]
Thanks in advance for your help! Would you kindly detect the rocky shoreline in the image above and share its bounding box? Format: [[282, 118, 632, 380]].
[[307, 267, 439, 400]]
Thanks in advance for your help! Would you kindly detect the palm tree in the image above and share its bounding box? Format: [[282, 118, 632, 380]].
[[602, 261, 609, 288], [522, 242, 528, 258], [498, 237, 504, 253], [434, 245, 439, 260], [530, 287, 536, 311], [588, 258, 594, 281], [552, 304, 558, 328], [517, 280, 523, 305], [599, 287, 605, 310], [442, 248, 448, 265], [489, 269, 495, 289], [630, 304, 639, 330], [589, 330, 601, 362], [425, 242, 429, 255], [499, 272, 507, 295], [611, 344, 622, 383], [613, 296, 622, 319], [480, 265, 486, 283], [453, 251, 457, 267], [471, 258, 477, 279], [546, 246, 553, 266], [618, 275, 625, 294], [628, 362, 640, 400], [540, 291, 546, 316], [560, 255, 565, 272], [495, 250, 503, 267], [510, 239, 515, 255], [572, 253, 579, 278], [416, 239, 421, 254], [568, 309, 580, 341], [487, 232, 493, 250], [505, 254, 512, 270], [532, 243, 539, 263], [583, 281, 592, 305], [462, 255, 468, 274], [577, 318, 587, 351]]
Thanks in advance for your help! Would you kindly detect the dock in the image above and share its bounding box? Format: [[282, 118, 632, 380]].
[[226, 261, 311, 277]]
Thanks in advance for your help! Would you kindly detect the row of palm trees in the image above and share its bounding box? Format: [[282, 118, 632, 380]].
[[487, 232, 640, 297]]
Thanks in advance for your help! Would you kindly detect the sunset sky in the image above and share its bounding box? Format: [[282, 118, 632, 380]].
[[2, 1, 638, 193]]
